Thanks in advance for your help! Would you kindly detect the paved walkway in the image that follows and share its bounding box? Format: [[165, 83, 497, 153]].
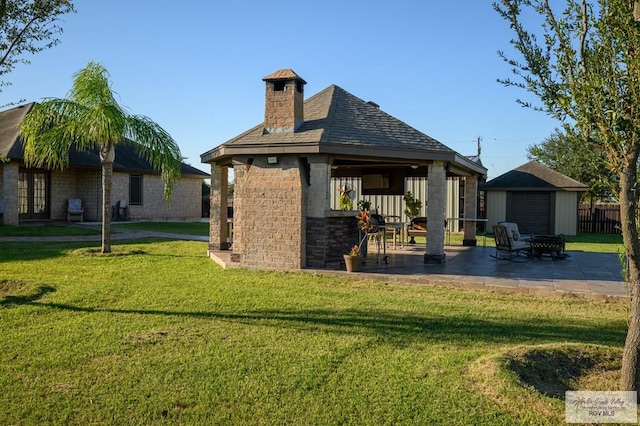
[[0, 222, 208, 243], [2, 224, 627, 300]]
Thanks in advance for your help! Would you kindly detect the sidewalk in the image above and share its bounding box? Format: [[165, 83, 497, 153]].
[[0, 222, 208, 243]]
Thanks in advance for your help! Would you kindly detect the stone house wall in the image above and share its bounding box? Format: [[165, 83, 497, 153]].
[[0, 162, 203, 223], [111, 172, 203, 221]]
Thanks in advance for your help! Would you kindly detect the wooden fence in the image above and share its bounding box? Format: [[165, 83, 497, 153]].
[[578, 204, 621, 234]]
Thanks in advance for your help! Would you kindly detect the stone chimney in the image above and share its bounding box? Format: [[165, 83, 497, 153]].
[[262, 69, 306, 134]]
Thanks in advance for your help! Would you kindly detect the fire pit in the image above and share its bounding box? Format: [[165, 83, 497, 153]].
[[531, 234, 566, 259]]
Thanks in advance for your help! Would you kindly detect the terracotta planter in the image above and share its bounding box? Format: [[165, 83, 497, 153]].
[[343, 254, 362, 272]]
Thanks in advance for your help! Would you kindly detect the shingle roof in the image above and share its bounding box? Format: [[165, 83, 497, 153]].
[[0, 103, 208, 178], [481, 161, 587, 191], [67, 143, 209, 177], [202, 84, 474, 170], [0, 103, 34, 158]]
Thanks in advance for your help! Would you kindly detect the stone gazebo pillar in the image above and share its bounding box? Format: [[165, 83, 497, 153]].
[[425, 161, 446, 263], [208, 163, 229, 251], [305, 158, 330, 268], [463, 175, 479, 246]]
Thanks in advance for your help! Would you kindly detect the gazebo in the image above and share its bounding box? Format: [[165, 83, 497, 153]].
[[200, 69, 487, 270]]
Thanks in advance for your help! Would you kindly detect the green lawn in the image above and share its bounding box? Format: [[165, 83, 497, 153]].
[[0, 238, 628, 425], [0, 222, 625, 253]]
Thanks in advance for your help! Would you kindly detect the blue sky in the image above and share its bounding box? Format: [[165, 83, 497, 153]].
[[3, 0, 560, 179]]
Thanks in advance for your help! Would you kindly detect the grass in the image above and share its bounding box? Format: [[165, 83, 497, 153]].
[[0, 238, 629, 425], [564, 233, 624, 253], [0, 221, 625, 253], [468, 343, 622, 425]]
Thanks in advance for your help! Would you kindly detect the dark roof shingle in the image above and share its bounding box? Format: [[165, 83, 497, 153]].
[[481, 161, 587, 191], [204, 85, 456, 159], [0, 103, 34, 158]]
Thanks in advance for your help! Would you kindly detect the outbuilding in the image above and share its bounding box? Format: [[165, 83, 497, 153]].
[[481, 161, 588, 236]]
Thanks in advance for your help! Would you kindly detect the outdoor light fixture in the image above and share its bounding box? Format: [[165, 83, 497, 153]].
[[267, 156, 278, 164], [410, 164, 419, 169]]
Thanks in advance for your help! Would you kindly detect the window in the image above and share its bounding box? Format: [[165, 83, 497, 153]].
[[129, 174, 143, 205]]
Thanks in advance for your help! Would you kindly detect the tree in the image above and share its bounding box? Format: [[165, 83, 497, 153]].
[[527, 128, 617, 201], [202, 180, 210, 197], [20, 61, 182, 253], [494, 0, 640, 390], [0, 0, 75, 93]]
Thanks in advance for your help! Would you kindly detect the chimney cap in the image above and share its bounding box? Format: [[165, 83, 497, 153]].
[[262, 68, 307, 85]]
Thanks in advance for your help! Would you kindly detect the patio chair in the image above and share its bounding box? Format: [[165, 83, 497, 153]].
[[365, 214, 388, 265], [67, 198, 84, 222], [491, 224, 532, 261], [498, 221, 531, 243]]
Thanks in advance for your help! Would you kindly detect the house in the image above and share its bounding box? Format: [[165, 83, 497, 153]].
[[201, 69, 487, 270], [481, 161, 588, 236], [0, 103, 209, 225]]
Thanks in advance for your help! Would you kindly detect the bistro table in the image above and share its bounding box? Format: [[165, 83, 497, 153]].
[[384, 222, 405, 249]]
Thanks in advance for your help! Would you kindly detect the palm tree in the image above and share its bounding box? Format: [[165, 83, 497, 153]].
[[20, 61, 182, 253]]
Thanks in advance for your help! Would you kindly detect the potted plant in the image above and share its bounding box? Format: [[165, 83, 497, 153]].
[[403, 191, 422, 220], [357, 199, 371, 211], [343, 209, 374, 272], [338, 185, 353, 210], [403, 191, 423, 243], [343, 244, 363, 272]]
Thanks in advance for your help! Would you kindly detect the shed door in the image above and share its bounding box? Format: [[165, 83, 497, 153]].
[[506, 192, 552, 235]]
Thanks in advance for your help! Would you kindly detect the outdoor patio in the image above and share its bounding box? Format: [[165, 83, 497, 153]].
[[209, 241, 627, 300], [338, 243, 627, 299]]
